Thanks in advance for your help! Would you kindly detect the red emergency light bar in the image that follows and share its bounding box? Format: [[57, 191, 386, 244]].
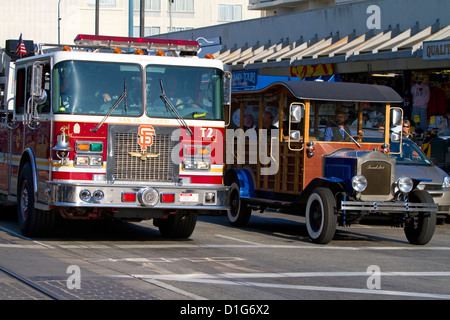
[[73, 34, 200, 53]]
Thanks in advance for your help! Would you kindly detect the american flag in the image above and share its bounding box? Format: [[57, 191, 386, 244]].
[[15, 33, 27, 58]]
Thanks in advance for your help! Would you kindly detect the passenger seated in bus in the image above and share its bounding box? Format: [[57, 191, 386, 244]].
[[244, 113, 255, 131], [324, 109, 353, 142], [350, 112, 373, 129], [256, 111, 278, 137]]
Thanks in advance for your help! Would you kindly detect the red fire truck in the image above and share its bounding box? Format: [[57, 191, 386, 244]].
[[0, 35, 230, 237]]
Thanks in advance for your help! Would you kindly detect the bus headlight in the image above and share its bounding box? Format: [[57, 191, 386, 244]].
[[352, 175, 367, 192], [397, 176, 413, 193]]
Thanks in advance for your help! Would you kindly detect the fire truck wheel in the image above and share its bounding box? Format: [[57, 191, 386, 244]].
[[17, 163, 55, 237], [305, 187, 337, 244], [404, 190, 436, 245], [227, 182, 251, 227], [157, 210, 198, 238]]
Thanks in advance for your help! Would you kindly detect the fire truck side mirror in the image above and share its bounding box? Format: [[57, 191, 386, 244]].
[[33, 89, 47, 105], [223, 71, 232, 106], [32, 63, 48, 106], [32, 64, 44, 98], [224, 71, 232, 126]]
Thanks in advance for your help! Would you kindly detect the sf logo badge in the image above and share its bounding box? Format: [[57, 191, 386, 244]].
[[138, 125, 156, 151]]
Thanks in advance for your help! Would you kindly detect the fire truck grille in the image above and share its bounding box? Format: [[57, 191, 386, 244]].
[[361, 161, 392, 196], [112, 132, 175, 182]]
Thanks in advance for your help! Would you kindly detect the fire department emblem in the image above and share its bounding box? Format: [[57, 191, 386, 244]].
[[129, 125, 159, 160], [138, 125, 156, 151]]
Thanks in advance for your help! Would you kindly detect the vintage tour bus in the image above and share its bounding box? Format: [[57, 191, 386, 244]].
[[224, 80, 437, 245]]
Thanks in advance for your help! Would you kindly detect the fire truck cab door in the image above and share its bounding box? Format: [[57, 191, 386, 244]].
[[0, 108, 11, 192], [8, 61, 51, 195]]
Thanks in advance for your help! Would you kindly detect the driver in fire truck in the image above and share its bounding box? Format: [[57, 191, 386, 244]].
[[57, 65, 125, 114], [153, 72, 200, 110]]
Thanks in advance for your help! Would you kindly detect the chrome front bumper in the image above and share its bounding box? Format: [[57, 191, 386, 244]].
[[37, 182, 229, 211], [341, 201, 438, 213]]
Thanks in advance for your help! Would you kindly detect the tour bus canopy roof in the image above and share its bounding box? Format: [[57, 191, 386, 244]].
[[234, 81, 403, 103]]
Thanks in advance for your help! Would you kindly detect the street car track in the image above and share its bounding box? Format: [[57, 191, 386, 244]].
[[0, 265, 61, 300]]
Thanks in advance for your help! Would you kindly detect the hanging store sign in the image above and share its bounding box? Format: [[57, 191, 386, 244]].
[[423, 40, 450, 61], [289, 63, 335, 80], [232, 70, 258, 89]]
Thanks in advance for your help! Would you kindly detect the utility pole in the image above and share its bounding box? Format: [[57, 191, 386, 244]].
[[140, 0, 144, 37], [95, 0, 99, 35], [128, 0, 133, 37], [169, 0, 173, 33]]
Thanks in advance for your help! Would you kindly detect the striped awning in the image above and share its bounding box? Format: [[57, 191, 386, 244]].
[[214, 23, 450, 71]]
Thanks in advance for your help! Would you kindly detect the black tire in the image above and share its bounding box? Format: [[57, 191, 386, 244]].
[[404, 190, 436, 245], [157, 210, 198, 238], [227, 182, 251, 227], [17, 163, 55, 237], [305, 187, 337, 244]]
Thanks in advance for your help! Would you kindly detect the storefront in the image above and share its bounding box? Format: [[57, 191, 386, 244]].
[[220, 24, 450, 134]]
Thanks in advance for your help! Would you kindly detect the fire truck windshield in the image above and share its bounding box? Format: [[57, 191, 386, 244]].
[[146, 65, 224, 120], [53, 61, 224, 121], [53, 61, 142, 116]]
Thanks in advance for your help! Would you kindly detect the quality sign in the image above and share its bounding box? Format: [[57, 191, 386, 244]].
[[423, 40, 450, 61]]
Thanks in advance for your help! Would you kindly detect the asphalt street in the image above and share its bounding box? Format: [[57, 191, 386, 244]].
[[1, 210, 449, 306]]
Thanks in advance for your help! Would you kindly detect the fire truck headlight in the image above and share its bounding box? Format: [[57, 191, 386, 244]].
[[196, 160, 211, 170], [183, 160, 197, 170], [75, 156, 90, 166], [89, 156, 103, 166], [397, 176, 413, 194], [183, 159, 210, 171], [75, 156, 103, 166], [352, 175, 367, 192]]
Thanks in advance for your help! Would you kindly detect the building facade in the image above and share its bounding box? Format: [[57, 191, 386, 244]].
[[151, 0, 449, 134], [249, 0, 346, 16], [0, 0, 261, 45]]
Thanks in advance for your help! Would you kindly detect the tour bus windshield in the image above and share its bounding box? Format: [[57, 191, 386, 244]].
[[308, 101, 386, 142], [53, 61, 142, 116], [146, 65, 224, 120]]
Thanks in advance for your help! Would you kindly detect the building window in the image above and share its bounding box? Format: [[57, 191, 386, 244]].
[[172, 0, 194, 12], [133, 0, 161, 11], [133, 26, 161, 37], [88, 0, 117, 6], [218, 4, 242, 21]]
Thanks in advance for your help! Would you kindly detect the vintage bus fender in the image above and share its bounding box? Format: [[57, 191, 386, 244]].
[[224, 168, 257, 199], [291, 177, 349, 206]]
